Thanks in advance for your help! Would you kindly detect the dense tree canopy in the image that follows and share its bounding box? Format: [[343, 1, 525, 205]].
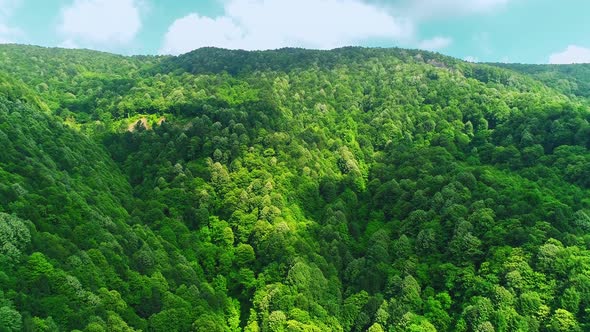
[[0, 44, 590, 331]]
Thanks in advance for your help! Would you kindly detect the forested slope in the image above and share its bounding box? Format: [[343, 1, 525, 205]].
[[492, 62, 590, 99], [0, 45, 590, 331]]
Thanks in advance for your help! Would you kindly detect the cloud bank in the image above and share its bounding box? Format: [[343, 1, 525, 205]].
[[58, 0, 143, 46], [160, 0, 514, 55], [160, 0, 414, 55], [418, 36, 452, 51], [549, 45, 590, 64]]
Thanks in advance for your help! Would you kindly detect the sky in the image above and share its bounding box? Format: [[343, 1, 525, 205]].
[[0, 0, 589, 64]]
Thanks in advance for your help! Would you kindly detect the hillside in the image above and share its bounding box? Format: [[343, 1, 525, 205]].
[[492, 62, 590, 99], [0, 45, 590, 331]]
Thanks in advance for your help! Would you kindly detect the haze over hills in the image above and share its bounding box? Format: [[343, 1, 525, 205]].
[[1, 44, 590, 331]]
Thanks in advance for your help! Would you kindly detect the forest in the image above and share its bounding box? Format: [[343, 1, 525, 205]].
[[0, 44, 590, 331]]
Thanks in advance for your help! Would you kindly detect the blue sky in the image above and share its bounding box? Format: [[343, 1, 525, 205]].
[[0, 0, 589, 64]]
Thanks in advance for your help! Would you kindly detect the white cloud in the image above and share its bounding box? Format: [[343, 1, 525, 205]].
[[58, 39, 79, 49], [58, 0, 142, 45], [549, 45, 590, 64], [464, 56, 479, 63], [418, 36, 452, 51], [160, 14, 243, 54], [160, 0, 414, 55]]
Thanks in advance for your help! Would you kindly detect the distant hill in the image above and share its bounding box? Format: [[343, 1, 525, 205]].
[[493, 62, 590, 98]]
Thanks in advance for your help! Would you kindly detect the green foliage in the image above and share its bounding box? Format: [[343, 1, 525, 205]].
[[0, 44, 590, 331], [0, 306, 22, 332], [494, 62, 590, 98]]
